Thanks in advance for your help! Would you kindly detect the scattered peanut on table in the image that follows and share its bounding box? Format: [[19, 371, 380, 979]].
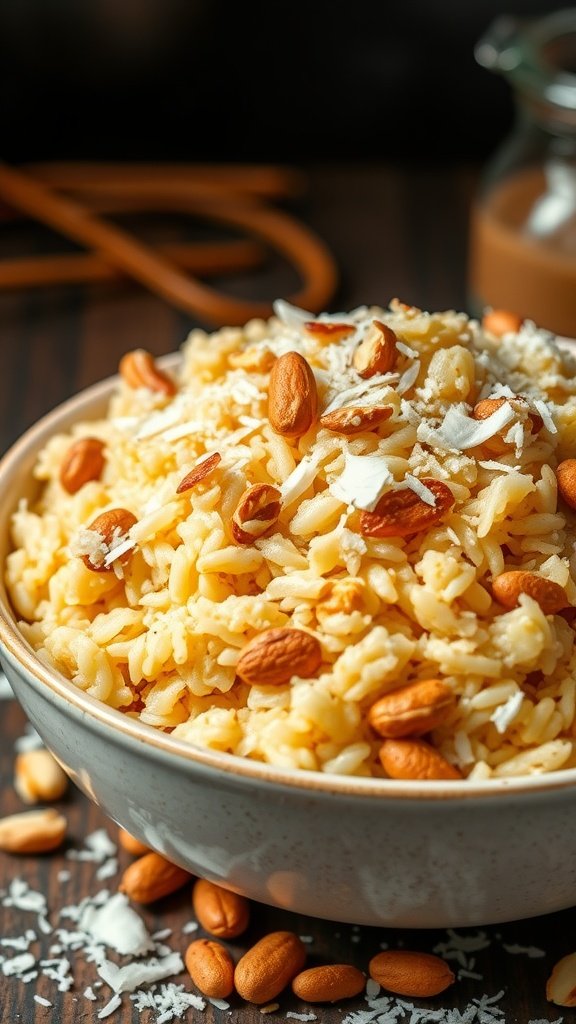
[[14, 748, 68, 804]]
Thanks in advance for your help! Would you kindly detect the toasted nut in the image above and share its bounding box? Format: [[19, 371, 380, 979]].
[[229, 347, 276, 372], [268, 351, 318, 438], [482, 309, 523, 337], [192, 878, 250, 939], [556, 460, 576, 511], [368, 680, 456, 739], [369, 950, 455, 997], [492, 570, 568, 615], [231, 483, 282, 545], [379, 739, 462, 780], [60, 437, 105, 494], [291, 964, 365, 1003], [352, 320, 397, 378], [14, 749, 68, 804], [319, 405, 393, 434], [117, 827, 151, 857], [185, 938, 235, 999], [317, 579, 365, 616], [236, 627, 322, 687], [119, 852, 191, 904], [177, 452, 222, 494], [304, 321, 355, 344], [119, 349, 176, 396], [359, 480, 455, 538], [80, 507, 138, 572], [547, 952, 576, 1006], [234, 931, 307, 1004], [0, 808, 67, 854], [472, 396, 542, 452]]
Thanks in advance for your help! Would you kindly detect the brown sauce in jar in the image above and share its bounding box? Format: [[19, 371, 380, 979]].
[[469, 165, 576, 337]]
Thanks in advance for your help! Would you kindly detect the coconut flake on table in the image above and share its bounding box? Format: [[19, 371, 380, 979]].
[[2, 952, 36, 977], [1, 930, 37, 951], [33, 995, 52, 1007], [417, 401, 516, 452], [131, 983, 206, 1021], [1, 879, 51, 935], [328, 451, 393, 511], [96, 950, 184, 994], [66, 829, 117, 863], [78, 893, 154, 958], [98, 993, 123, 1019], [502, 942, 546, 958]]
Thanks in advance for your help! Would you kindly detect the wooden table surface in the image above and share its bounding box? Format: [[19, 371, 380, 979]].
[[0, 163, 572, 1024]]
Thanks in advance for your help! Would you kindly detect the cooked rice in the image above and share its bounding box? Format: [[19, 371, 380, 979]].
[[7, 299, 576, 780]]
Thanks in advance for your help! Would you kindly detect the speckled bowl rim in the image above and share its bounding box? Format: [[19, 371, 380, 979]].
[[2, 353, 576, 802]]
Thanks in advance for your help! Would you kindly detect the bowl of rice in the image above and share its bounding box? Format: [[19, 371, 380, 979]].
[[1, 298, 576, 927]]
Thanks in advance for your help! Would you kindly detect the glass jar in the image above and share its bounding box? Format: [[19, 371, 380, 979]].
[[469, 9, 576, 337]]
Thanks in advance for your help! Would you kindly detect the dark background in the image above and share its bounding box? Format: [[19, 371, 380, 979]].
[[0, 0, 557, 164]]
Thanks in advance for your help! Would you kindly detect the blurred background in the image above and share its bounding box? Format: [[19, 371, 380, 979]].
[[0, 0, 550, 162], [0, 0, 572, 447]]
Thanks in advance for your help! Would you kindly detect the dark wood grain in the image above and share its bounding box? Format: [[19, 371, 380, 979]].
[[0, 164, 571, 1024]]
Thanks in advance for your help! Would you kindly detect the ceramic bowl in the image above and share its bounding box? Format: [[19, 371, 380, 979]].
[[1, 364, 576, 929]]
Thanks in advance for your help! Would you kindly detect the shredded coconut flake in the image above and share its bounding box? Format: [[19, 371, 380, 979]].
[[280, 453, 322, 507], [418, 402, 515, 452], [329, 451, 393, 511], [78, 892, 154, 957], [403, 474, 437, 506], [490, 691, 524, 734], [533, 398, 558, 434]]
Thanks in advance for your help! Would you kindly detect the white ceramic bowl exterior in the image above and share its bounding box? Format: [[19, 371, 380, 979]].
[[1, 366, 576, 928]]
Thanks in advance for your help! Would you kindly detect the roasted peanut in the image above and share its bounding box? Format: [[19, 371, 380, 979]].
[[0, 808, 67, 854], [60, 437, 105, 494], [14, 749, 68, 804], [234, 931, 307, 1004], [556, 460, 576, 511], [119, 852, 191, 903], [231, 483, 281, 545], [177, 452, 221, 494], [353, 320, 398, 377], [369, 950, 455, 997], [368, 679, 456, 739], [379, 738, 462, 780], [236, 627, 322, 686], [117, 827, 151, 857], [292, 964, 365, 1003], [119, 349, 176, 396], [359, 480, 454, 538], [482, 309, 523, 337], [185, 938, 235, 999], [319, 405, 393, 434], [80, 507, 138, 572], [268, 351, 318, 438], [492, 570, 568, 615], [304, 321, 355, 344], [547, 952, 576, 1007], [192, 878, 250, 939]]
